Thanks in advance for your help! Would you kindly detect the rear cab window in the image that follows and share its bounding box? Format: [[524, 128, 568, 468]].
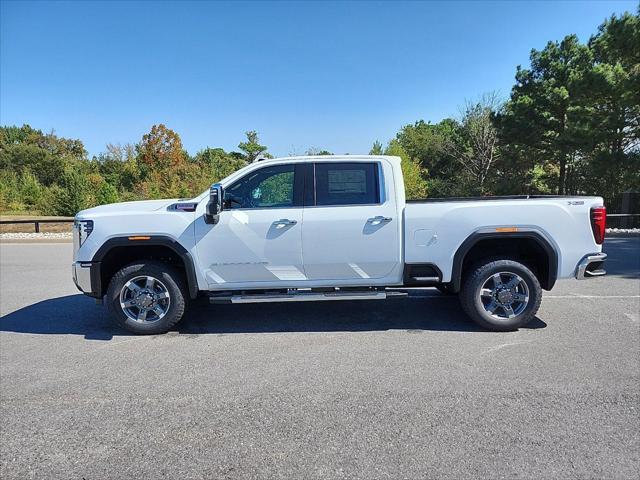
[[314, 162, 380, 206]]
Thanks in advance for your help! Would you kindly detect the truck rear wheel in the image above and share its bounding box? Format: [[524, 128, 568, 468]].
[[106, 261, 187, 334], [459, 259, 542, 331]]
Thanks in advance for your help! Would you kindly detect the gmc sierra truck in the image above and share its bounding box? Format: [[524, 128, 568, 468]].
[[72, 155, 607, 334]]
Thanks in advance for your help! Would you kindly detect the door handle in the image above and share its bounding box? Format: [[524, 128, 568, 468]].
[[272, 219, 297, 228], [367, 216, 392, 225]]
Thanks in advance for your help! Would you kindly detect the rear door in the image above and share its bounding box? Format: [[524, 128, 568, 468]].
[[301, 160, 402, 284]]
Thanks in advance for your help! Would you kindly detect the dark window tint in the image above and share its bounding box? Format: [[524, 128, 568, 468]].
[[315, 162, 379, 206], [225, 164, 295, 209]]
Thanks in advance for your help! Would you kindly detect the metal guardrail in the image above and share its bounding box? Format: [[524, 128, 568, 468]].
[[0, 218, 74, 233], [606, 214, 640, 229]]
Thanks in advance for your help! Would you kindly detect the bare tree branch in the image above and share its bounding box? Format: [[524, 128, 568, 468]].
[[447, 92, 503, 194]]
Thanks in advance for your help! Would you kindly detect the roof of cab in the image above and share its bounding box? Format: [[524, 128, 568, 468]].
[[256, 155, 400, 163]]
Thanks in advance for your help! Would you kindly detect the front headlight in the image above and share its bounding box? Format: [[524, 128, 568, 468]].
[[74, 219, 94, 247]]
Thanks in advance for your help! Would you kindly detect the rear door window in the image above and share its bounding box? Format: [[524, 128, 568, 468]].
[[314, 162, 380, 206]]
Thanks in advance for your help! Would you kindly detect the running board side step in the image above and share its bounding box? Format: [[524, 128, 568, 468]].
[[410, 276, 440, 282], [209, 290, 408, 304]]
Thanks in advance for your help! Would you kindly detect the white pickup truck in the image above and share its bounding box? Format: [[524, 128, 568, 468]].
[[72, 155, 607, 334]]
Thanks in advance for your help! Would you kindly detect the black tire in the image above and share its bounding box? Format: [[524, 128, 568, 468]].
[[106, 261, 187, 334], [435, 284, 456, 295], [459, 259, 542, 331]]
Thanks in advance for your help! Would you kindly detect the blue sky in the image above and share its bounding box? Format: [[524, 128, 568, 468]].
[[1, 0, 636, 157]]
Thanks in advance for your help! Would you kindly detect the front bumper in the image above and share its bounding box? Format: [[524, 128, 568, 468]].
[[575, 252, 607, 279], [72, 261, 101, 297]]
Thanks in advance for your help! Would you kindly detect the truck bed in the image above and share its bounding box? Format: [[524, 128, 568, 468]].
[[407, 195, 594, 203], [403, 195, 603, 282]]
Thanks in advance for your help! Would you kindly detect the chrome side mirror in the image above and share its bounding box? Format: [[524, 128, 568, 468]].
[[204, 183, 223, 224]]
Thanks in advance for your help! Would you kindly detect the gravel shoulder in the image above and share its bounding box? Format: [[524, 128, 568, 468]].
[[0, 232, 72, 243]]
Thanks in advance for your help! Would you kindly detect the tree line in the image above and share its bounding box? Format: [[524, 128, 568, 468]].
[[0, 10, 637, 216]]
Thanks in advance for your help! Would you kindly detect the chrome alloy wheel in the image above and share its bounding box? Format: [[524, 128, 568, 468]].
[[119, 275, 171, 323], [479, 272, 529, 320]]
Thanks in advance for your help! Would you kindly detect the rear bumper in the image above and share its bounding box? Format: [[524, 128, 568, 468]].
[[72, 261, 101, 298], [575, 253, 607, 280]]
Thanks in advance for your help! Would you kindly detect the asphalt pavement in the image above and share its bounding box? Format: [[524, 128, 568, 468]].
[[1, 238, 638, 479]]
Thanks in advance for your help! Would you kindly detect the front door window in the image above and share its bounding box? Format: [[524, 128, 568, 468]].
[[224, 164, 295, 209]]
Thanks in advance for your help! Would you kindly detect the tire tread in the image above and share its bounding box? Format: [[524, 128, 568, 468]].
[[105, 260, 187, 334], [459, 258, 542, 331]]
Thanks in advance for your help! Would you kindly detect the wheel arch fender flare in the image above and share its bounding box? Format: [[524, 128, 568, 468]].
[[451, 229, 559, 292], [91, 235, 200, 299]]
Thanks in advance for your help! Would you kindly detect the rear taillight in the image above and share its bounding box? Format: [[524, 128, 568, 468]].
[[590, 206, 606, 245]]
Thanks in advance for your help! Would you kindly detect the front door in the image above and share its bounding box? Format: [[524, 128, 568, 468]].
[[301, 161, 402, 283], [194, 163, 305, 289]]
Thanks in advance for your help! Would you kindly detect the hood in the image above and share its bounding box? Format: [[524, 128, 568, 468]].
[[76, 199, 180, 218]]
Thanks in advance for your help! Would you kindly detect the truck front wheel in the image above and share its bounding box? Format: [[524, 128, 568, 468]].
[[106, 261, 187, 334], [459, 259, 542, 331]]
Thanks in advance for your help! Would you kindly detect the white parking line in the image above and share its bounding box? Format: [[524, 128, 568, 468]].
[[480, 340, 533, 356], [93, 336, 148, 350], [411, 294, 639, 299], [544, 295, 640, 299]]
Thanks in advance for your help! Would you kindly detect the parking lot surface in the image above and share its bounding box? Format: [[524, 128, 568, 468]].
[[1, 238, 638, 479]]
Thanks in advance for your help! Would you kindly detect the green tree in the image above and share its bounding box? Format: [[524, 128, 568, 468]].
[[18, 171, 43, 208], [0, 124, 40, 145], [0, 171, 23, 212], [498, 35, 593, 194], [52, 169, 89, 216], [396, 119, 471, 196], [0, 124, 89, 193], [238, 131, 267, 163], [369, 141, 383, 155], [579, 11, 640, 199], [383, 140, 429, 199], [194, 147, 246, 184], [95, 143, 138, 191], [95, 181, 120, 205], [36, 185, 64, 216]]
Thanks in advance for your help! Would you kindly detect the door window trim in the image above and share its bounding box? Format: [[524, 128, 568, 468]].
[[221, 161, 385, 211], [306, 161, 383, 208], [222, 163, 305, 211]]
